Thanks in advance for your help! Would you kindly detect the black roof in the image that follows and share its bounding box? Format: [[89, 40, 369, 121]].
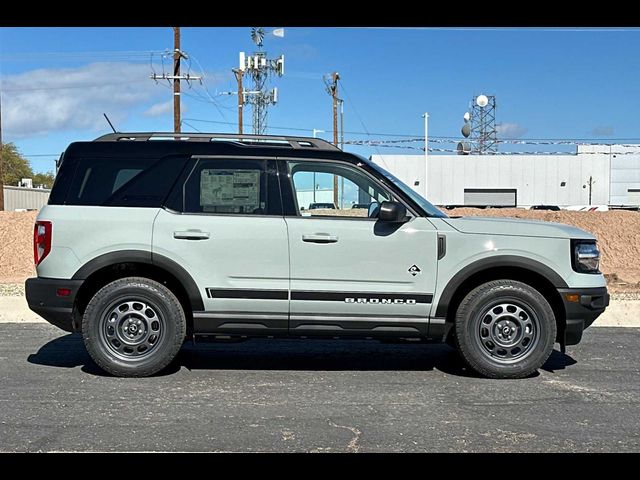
[[63, 132, 358, 163]]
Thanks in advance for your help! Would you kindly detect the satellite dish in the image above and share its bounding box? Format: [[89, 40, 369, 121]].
[[476, 95, 489, 107], [461, 124, 471, 138], [463, 112, 471, 122], [457, 141, 471, 155]]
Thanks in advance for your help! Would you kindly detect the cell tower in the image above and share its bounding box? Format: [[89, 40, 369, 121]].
[[459, 94, 497, 154], [238, 27, 285, 135]]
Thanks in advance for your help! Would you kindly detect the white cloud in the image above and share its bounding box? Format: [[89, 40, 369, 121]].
[[590, 126, 614, 137], [496, 122, 528, 139], [143, 99, 183, 117], [2, 62, 163, 137]]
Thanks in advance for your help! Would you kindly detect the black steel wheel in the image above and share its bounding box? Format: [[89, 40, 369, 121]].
[[82, 277, 186, 377], [454, 280, 556, 379]]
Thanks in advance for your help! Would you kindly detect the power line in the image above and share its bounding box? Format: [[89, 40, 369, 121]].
[[181, 120, 203, 133], [180, 119, 640, 147], [189, 55, 229, 121], [182, 117, 421, 137]]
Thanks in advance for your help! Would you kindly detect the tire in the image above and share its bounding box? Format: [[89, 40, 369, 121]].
[[453, 280, 556, 379], [82, 277, 186, 377]]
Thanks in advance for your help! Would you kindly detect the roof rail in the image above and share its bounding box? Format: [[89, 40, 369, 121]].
[[93, 132, 341, 151]]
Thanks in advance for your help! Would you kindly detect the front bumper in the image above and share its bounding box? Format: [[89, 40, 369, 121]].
[[25, 277, 83, 332], [558, 286, 609, 345]]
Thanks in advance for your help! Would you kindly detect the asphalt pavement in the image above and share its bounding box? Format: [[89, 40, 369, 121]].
[[1, 323, 639, 452]]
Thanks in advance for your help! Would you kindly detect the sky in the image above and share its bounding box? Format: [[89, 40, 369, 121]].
[[1, 26, 640, 174]]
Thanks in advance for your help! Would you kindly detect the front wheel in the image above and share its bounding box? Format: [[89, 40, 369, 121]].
[[82, 277, 186, 377], [454, 280, 556, 379]]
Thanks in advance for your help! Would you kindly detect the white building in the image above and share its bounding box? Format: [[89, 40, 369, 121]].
[[370, 144, 640, 208]]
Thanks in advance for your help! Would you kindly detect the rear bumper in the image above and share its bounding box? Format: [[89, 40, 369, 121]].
[[25, 277, 83, 332], [558, 286, 609, 346]]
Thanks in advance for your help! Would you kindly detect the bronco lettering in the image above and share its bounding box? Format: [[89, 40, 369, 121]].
[[344, 297, 417, 305]]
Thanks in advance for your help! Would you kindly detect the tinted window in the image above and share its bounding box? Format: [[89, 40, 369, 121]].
[[181, 158, 281, 215], [288, 161, 391, 218], [48, 153, 77, 205], [64, 156, 188, 207]]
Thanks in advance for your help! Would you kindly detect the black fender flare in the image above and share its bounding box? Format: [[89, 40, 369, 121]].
[[433, 255, 568, 318], [72, 250, 204, 311]]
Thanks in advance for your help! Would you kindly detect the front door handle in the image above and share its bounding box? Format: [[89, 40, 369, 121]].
[[302, 234, 338, 244], [173, 230, 210, 240]]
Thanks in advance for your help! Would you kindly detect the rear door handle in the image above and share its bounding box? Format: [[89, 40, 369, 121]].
[[302, 234, 338, 244], [173, 230, 210, 240]]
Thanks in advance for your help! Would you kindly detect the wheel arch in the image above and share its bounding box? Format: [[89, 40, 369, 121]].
[[434, 256, 567, 343], [71, 250, 204, 332]]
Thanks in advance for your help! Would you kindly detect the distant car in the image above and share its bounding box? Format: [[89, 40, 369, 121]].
[[309, 203, 336, 210], [351, 203, 370, 209], [531, 205, 561, 211]]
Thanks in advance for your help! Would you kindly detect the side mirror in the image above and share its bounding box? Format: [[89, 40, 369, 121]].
[[378, 201, 407, 223]]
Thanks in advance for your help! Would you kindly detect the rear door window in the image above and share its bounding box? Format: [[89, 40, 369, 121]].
[[64, 156, 188, 207], [179, 158, 282, 216]]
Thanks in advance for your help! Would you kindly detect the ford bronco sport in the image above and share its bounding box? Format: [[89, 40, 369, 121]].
[[26, 132, 609, 378]]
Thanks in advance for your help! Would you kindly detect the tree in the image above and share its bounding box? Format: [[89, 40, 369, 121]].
[[33, 171, 56, 189], [1, 143, 33, 186]]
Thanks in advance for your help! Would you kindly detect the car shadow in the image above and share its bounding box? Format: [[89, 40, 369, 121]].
[[27, 334, 577, 378], [540, 349, 578, 373]]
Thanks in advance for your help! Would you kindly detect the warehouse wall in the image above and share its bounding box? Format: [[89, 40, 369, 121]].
[[372, 155, 427, 199], [578, 145, 640, 206], [370, 153, 611, 207], [3, 186, 51, 211]]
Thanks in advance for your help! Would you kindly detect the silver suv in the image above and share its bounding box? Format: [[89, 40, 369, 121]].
[[26, 132, 609, 378]]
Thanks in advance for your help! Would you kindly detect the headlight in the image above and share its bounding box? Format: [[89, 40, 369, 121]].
[[572, 241, 600, 274]]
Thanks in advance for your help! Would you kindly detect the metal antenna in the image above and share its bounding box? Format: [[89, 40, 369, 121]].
[[470, 94, 498, 154], [237, 27, 285, 135], [103, 113, 117, 133]]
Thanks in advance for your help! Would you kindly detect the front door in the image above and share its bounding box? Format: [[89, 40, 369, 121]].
[[281, 158, 439, 337], [153, 157, 289, 335]]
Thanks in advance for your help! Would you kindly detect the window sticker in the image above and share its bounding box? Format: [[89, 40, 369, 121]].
[[200, 169, 261, 213]]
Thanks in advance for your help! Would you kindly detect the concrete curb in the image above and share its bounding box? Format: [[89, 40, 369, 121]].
[[1, 295, 639, 327]]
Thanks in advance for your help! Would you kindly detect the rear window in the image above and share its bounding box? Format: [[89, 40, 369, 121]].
[[62, 156, 188, 207]]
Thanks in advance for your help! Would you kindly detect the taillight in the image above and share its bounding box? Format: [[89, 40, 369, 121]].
[[33, 221, 52, 266]]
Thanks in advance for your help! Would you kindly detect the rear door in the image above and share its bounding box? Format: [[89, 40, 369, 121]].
[[153, 156, 289, 335], [280, 158, 439, 337]]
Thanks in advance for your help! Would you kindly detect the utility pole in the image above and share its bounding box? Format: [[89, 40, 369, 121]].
[[0, 89, 4, 212], [233, 69, 244, 134], [325, 72, 340, 206], [150, 27, 200, 133], [339, 99, 344, 150], [339, 99, 345, 206], [173, 27, 181, 133]]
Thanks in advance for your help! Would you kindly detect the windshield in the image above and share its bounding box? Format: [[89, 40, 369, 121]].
[[364, 158, 448, 218]]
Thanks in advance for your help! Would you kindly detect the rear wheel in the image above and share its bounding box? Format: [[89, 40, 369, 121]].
[[82, 277, 186, 377], [454, 280, 556, 379]]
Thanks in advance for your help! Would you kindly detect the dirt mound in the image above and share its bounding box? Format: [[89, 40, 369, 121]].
[[0, 211, 37, 283], [1, 209, 638, 292]]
